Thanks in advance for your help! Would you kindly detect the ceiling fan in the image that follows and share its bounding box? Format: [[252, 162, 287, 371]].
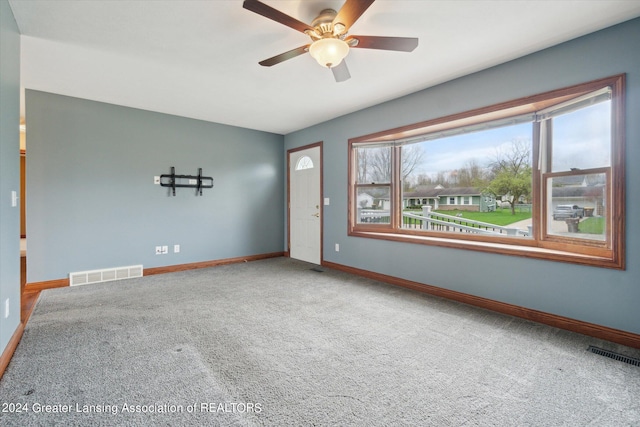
[[242, 0, 419, 82]]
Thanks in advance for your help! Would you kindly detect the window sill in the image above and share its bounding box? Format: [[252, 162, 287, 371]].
[[349, 229, 622, 270]]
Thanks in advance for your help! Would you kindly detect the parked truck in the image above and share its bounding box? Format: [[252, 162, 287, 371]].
[[552, 204, 584, 220]]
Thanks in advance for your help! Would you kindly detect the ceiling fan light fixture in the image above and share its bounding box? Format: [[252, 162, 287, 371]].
[[309, 38, 349, 68]]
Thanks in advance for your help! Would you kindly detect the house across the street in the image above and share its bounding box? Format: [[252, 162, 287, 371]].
[[404, 185, 497, 212]]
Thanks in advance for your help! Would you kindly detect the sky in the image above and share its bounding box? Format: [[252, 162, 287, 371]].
[[410, 100, 611, 181], [552, 101, 611, 171], [412, 122, 532, 179]]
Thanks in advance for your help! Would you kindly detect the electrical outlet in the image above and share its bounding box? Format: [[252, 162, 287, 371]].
[[161, 246, 168, 254], [335, 243, 340, 252], [174, 244, 180, 253], [155, 246, 163, 255]]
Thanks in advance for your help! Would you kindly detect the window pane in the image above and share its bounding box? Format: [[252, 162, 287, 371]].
[[551, 101, 611, 172], [356, 145, 392, 184], [295, 156, 313, 170], [401, 122, 532, 236], [546, 173, 607, 241], [356, 186, 390, 224]]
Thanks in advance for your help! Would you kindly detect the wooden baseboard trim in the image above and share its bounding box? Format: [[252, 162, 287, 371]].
[[0, 322, 25, 380], [322, 260, 640, 349], [144, 252, 285, 276], [25, 278, 69, 293], [24, 252, 285, 289]]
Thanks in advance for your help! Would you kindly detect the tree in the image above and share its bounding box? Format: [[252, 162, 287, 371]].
[[357, 146, 391, 183], [455, 159, 489, 187], [484, 140, 532, 215], [357, 144, 424, 185], [401, 145, 424, 182]]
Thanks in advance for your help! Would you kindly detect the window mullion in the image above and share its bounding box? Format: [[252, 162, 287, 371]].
[[392, 145, 402, 230], [532, 121, 542, 241]]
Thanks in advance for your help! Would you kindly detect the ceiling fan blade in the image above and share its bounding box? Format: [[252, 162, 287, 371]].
[[243, 0, 315, 34], [331, 61, 351, 83], [334, 0, 375, 31], [347, 35, 419, 52], [258, 45, 310, 67]]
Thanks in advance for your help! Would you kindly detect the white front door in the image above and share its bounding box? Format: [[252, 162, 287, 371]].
[[289, 145, 321, 265]]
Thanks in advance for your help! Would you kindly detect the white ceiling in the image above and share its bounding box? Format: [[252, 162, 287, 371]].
[[9, 0, 640, 135]]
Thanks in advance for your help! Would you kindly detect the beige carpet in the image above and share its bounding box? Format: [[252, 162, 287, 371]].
[[1, 257, 639, 426]]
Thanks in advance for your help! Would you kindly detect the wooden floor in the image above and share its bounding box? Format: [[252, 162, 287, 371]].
[[22, 291, 39, 323], [0, 257, 40, 380], [21, 255, 40, 323]]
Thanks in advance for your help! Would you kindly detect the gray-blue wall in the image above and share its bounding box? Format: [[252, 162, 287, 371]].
[[0, 0, 21, 351], [26, 91, 284, 282], [285, 18, 640, 335]]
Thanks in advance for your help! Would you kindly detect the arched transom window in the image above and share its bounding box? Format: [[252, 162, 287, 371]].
[[295, 156, 314, 170]]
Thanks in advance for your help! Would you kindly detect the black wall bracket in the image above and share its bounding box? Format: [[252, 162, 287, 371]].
[[160, 167, 213, 196]]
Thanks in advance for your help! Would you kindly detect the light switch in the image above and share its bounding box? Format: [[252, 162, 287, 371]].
[[324, 198, 330, 206], [11, 191, 18, 207]]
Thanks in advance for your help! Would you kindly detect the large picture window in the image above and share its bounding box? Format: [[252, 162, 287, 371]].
[[348, 75, 625, 269]]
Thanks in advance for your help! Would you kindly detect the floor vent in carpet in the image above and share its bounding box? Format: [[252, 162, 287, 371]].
[[587, 345, 640, 367], [70, 265, 143, 286], [310, 267, 324, 273]]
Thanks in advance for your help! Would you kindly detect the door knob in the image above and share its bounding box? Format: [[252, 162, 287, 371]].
[[311, 213, 320, 217]]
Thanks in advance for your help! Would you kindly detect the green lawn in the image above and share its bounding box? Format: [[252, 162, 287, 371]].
[[405, 208, 532, 226], [402, 207, 605, 231], [579, 216, 605, 234]]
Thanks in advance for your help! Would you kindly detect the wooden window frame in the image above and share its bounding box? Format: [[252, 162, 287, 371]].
[[348, 75, 625, 269], [541, 168, 611, 248]]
